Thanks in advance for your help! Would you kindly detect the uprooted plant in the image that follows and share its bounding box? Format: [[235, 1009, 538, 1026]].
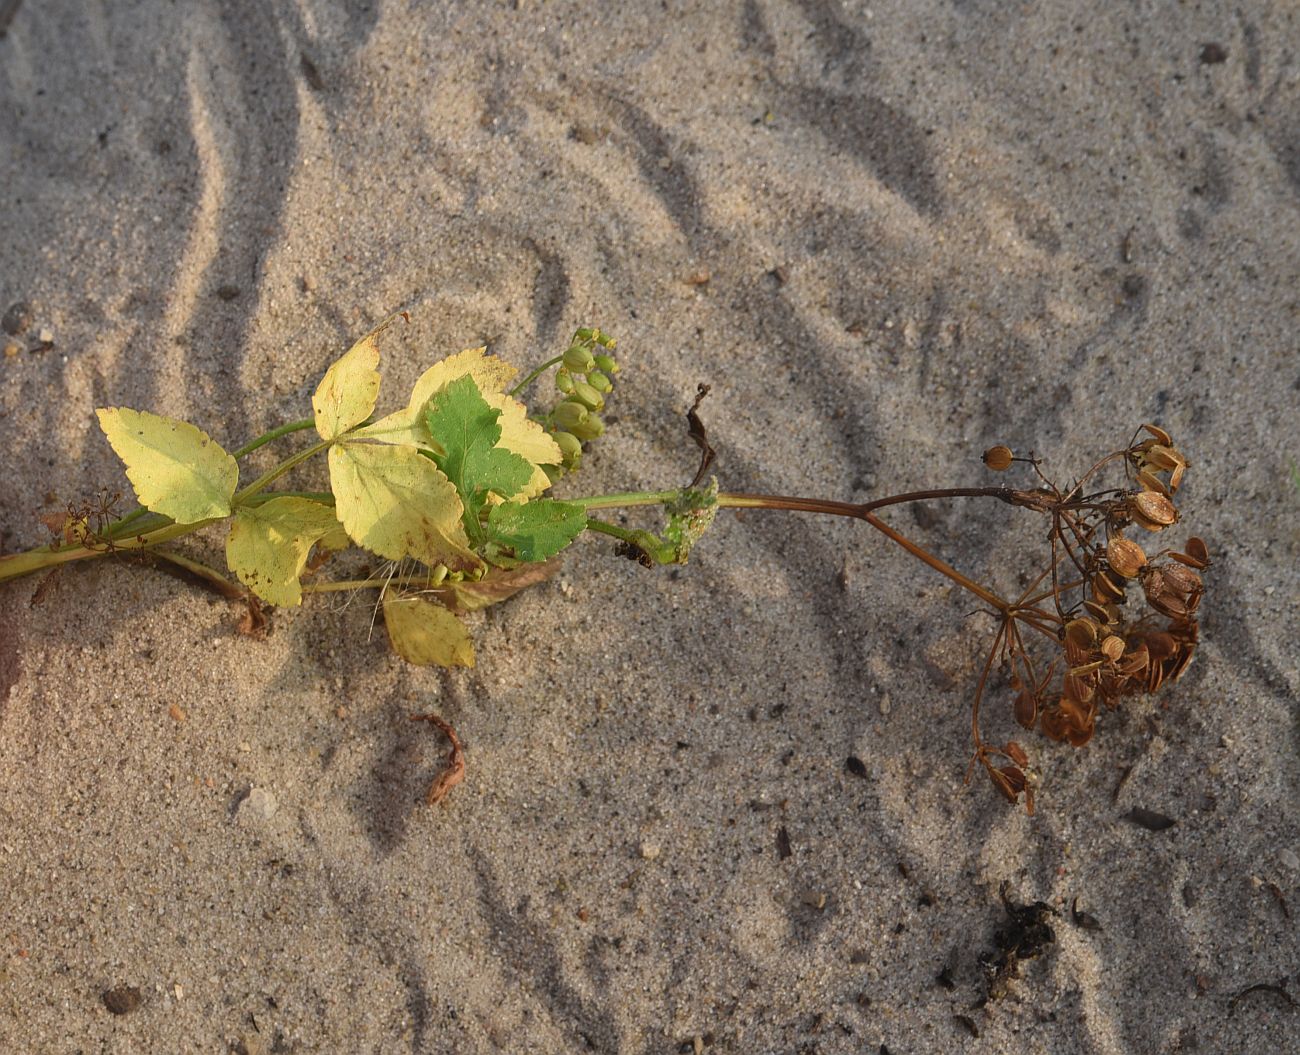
[[0, 317, 1208, 811]]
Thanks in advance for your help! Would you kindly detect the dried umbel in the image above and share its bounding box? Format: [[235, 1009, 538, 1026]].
[[958, 424, 1208, 813]]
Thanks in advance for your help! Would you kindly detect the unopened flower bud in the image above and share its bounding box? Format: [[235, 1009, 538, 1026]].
[[571, 382, 605, 411], [552, 401, 588, 429], [554, 430, 583, 461], [571, 414, 605, 441], [563, 344, 596, 372]]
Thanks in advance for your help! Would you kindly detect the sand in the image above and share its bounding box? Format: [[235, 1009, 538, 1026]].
[[1, 1, 1297, 1052]]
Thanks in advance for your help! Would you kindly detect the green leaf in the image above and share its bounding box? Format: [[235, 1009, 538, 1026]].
[[485, 499, 587, 563], [383, 593, 475, 668], [96, 408, 238, 524], [484, 389, 562, 498], [312, 319, 396, 441], [424, 375, 535, 538], [358, 345, 517, 449], [328, 441, 480, 571], [224, 497, 342, 607]]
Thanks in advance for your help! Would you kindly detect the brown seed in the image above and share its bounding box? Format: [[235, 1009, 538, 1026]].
[[1100, 635, 1125, 662], [1004, 741, 1029, 767], [1168, 462, 1187, 493], [1141, 423, 1173, 445], [1107, 537, 1148, 579], [1131, 490, 1178, 530], [1171, 536, 1210, 569], [982, 445, 1014, 471]]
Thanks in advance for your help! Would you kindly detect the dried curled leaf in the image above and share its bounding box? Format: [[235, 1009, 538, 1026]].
[[96, 408, 238, 524]]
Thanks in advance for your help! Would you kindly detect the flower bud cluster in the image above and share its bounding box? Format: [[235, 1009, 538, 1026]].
[[545, 327, 618, 476]]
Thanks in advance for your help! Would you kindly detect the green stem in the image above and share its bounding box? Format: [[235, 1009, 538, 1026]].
[[232, 418, 316, 459], [583, 517, 678, 564], [233, 439, 333, 505], [508, 355, 564, 398]]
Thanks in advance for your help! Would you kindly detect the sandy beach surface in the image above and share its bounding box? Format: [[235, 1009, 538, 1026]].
[[1, 2, 1297, 1052]]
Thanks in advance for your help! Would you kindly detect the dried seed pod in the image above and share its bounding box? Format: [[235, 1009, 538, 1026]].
[[1106, 537, 1148, 579], [1143, 444, 1184, 472], [1171, 536, 1210, 569], [1064, 618, 1098, 649], [1013, 688, 1037, 729], [1137, 469, 1170, 496], [1162, 562, 1202, 597], [988, 765, 1024, 803], [1082, 600, 1113, 625], [982, 445, 1014, 471], [1092, 570, 1127, 605], [1062, 671, 1097, 704], [1100, 635, 1125, 663], [1144, 631, 1177, 662], [1168, 461, 1187, 493], [1141, 423, 1173, 445], [1131, 490, 1178, 531], [1004, 741, 1029, 767], [1165, 644, 1196, 682]]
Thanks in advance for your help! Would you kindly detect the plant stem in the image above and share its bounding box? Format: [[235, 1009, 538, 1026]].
[[233, 439, 333, 505], [232, 418, 316, 459], [507, 355, 565, 398]]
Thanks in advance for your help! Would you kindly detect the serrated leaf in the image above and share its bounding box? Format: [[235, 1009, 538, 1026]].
[[383, 593, 475, 668], [484, 390, 562, 498], [425, 376, 535, 538], [358, 346, 517, 448], [328, 442, 480, 571], [96, 408, 238, 524], [224, 497, 343, 607], [486, 499, 587, 563], [312, 321, 392, 441], [431, 559, 561, 611]]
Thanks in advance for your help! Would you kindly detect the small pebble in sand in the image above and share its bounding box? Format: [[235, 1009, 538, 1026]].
[[240, 787, 278, 821], [640, 841, 661, 861], [102, 986, 142, 1015], [2, 301, 32, 336], [3, 342, 19, 359], [1280, 848, 1300, 871], [878, 693, 892, 716], [38, 328, 54, 345]]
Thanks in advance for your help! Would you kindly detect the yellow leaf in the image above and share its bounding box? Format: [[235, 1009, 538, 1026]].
[[328, 442, 480, 571], [357, 346, 517, 449], [484, 390, 562, 498], [312, 319, 399, 440], [224, 497, 342, 607], [383, 593, 475, 668], [96, 408, 238, 524]]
